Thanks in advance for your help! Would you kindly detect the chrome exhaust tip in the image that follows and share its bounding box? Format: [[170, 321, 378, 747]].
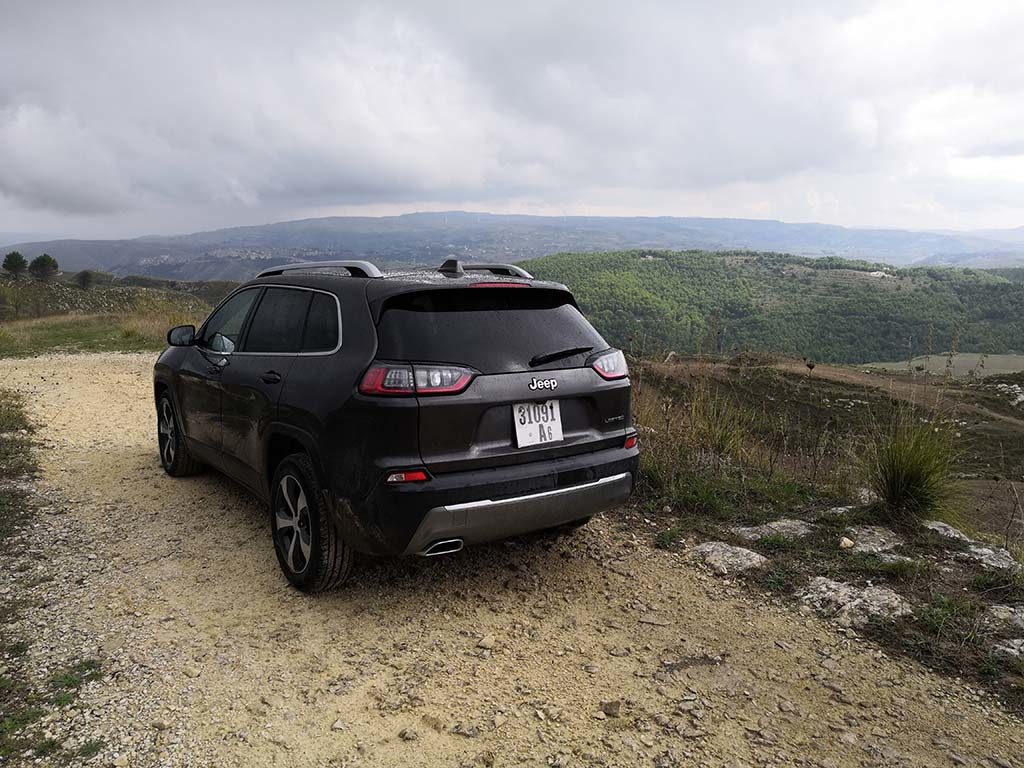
[[419, 538, 464, 557]]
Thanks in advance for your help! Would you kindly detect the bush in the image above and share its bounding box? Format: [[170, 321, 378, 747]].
[[860, 407, 961, 525]]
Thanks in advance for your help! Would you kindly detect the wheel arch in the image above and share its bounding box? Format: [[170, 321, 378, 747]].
[[264, 425, 326, 501]]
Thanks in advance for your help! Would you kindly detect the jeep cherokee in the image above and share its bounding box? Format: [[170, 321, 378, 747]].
[[153, 259, 638, 591]]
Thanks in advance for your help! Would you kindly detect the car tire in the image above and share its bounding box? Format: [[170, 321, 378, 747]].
[[157, 394, 202, 477], [271, 453, 353, 592]]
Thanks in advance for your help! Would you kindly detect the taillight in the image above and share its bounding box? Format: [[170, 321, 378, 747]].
[[386, 469, 429, 484], [358, 363, 415, 395], [413, 365, 475, 394], [359, 362, 476, 396], [591, 349, 629, 380], [624, 434, 638, 449]]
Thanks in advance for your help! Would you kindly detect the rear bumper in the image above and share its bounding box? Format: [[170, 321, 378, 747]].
[[337, 444, 638, 556], [404, 471, 632, 555]]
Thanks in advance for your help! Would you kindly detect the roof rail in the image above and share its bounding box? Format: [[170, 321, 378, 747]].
[[256, 260, 383, 279], [437, 259, 533, 279]]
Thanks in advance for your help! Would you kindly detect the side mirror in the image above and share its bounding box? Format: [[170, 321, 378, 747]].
[[167, 324, 196, 347]]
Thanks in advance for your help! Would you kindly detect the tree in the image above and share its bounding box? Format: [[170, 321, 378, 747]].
[[75, 269, 95, 290], [28, 253, 59, 282], [3, 251, 27, 280]]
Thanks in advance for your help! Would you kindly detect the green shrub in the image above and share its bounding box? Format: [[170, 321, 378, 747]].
[[860, 408, 961, 525]]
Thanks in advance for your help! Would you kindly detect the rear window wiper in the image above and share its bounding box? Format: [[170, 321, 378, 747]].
[[529, 346, 593, 368]]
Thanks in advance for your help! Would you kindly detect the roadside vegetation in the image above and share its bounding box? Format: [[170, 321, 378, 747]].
[[633, 354, 1024, 710], [0, 272, 226, 357], [0, 389, 106, 763]]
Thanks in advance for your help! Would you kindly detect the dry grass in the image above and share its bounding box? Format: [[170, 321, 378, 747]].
[[0, 303, 204, 358]]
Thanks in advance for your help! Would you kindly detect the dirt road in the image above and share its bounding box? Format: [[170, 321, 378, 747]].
[[1, 353, 1022, 767]]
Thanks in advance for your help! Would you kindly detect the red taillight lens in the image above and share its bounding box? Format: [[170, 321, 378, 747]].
[[359, 363, 476, 396], [591, 349, 629, 380], [386, 469, 429, 484], [359, 363, 415, 395], [624, 435, 638, 449]]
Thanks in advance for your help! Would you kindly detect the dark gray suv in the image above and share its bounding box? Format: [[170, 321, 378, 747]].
[[154, 259, 638, 591]]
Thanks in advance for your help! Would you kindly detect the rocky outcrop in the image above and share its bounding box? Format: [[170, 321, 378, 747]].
[[959, 544, 1021, 572], [922, 520, 972, 543], [801, 577, 913, 627], [690, 542, 767, 576], [731, 519, 815, 543], [843, 526, 905, 555]]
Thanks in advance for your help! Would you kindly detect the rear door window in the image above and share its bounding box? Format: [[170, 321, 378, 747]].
[[376, 288, 606, 373], [243, 288, 312, 353], [302, 292, 340, 352]]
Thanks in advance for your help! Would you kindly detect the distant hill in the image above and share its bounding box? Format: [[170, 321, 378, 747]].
[[526, 250, 1024, 364], [0, 272, 227, 323], [5, 212, 1024, 280]]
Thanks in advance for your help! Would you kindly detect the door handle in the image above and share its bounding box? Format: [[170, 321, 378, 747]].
[[261, 371, 283, 385]]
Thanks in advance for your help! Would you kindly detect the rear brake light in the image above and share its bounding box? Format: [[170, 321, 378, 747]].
[[591, 349, 629, 380], [359, 363, 415, 395], [359, 363, 476, 396], [469, 282, 530, 288], [624, 434, 638, 449], [386, 469, 429, 484]]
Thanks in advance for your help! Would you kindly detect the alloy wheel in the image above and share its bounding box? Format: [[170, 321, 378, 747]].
[[275, 474, 312, 574], [158, 399, 176, 468]]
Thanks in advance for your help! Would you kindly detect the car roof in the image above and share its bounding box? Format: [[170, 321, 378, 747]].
[[240, 267, 571, 303]]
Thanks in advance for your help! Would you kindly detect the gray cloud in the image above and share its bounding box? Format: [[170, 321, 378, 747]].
[[0, 0, 1022, 237]]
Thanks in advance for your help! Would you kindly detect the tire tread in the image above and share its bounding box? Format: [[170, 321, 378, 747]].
[[274, 453, 353, 592]]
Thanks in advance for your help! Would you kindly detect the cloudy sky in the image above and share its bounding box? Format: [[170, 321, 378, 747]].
[[1, 0, 1023, 238]]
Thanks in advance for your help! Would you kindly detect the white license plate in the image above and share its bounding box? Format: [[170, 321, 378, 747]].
[[513, 400, 564, 447]]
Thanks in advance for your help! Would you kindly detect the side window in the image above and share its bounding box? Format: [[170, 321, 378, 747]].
[[198, 289, 258, 354], [302, 293, 340, 352], [244, 288, 312, 353]]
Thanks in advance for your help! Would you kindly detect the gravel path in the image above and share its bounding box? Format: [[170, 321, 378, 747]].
[[1, 353, 1022, 767]]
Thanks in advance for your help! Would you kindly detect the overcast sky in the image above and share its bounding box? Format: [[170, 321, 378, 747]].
[[1, 0, 1023, 239]]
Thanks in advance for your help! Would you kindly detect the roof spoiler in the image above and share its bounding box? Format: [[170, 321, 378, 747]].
[[437, 259, 533, 279], [256, 260, 383, 279]]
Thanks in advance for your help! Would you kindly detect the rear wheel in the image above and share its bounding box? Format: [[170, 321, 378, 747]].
[[271, 453, 353, 592], [157, 394, 201, 476]]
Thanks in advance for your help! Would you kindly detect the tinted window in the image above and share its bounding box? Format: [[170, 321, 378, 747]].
[[376, 288, 606, 374], [199, 289, 258, 353], [302, 292, 340, 351], [244, 288, 311, 353]]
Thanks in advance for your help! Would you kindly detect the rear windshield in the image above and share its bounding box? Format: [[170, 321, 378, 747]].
[[376, 288, 607, 374]]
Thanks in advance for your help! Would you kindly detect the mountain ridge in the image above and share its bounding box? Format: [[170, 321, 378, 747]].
[[5, 211, 1024, 280]]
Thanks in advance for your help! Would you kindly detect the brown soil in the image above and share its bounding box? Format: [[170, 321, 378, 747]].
[[1, 353, 1022, 767]]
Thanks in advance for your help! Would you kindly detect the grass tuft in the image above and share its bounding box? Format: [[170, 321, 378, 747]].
[[860, 407, 961, 527]]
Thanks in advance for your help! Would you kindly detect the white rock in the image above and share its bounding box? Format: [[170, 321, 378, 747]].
[[731, 519, 814, 543], [922, 520, 972, 543], [689, 542, 767, 575], [985, 605, 1024, 631], [801, 577, 913, 627], [838, 537, 855, 550], [843, 526, 905, 554], [994, 639, 1024, 658], [958, 545, 1021, 572]]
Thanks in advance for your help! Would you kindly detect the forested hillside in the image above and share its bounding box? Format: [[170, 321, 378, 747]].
[[526, 251, 1024, 363]]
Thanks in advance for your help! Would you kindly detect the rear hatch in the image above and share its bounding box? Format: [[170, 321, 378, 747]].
[[373, 286, 631, 473]]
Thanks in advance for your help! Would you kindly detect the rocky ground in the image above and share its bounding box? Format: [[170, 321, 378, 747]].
[[1, 353, 1023, 767]]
